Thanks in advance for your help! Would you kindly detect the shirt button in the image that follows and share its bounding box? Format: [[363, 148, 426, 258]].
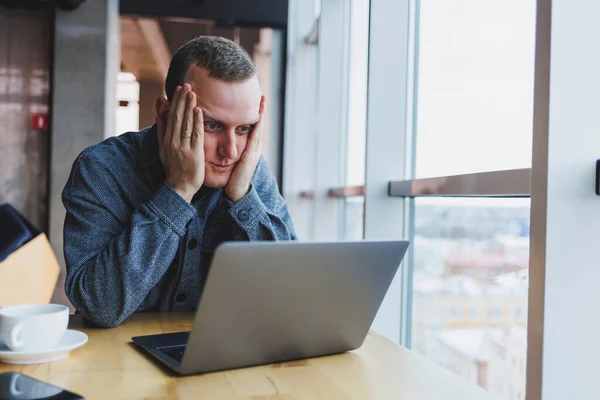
[[188, 238, 198, 250], [238, 209, 250, 221], [176, 293, 187, 303]]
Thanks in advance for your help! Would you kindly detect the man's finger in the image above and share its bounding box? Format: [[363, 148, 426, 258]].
[[252, 122, 263, 153], [245, 97, 265, 153], [165, 86, 181, 146], [191, 106, 204, 154], [251, 96, 266, 152], [171, 83, 191, 149], [181, 90, 196, 149]]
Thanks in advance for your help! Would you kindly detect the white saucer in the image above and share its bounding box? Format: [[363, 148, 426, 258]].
[[0, 329, 88, 365]]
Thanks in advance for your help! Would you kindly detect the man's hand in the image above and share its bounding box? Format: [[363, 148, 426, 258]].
[[223, 96, 266, 203], [156, 84, 205, 203]]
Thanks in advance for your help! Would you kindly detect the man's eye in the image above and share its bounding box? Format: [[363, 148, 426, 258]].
[[237, 126, 251, 134], [204, 122, 220, 132]]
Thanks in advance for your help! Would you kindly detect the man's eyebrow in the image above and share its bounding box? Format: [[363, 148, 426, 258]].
[[201, 112, 224, 124], [202, 111, 260, 126]]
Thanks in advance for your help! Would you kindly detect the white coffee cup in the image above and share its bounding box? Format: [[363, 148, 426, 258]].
[[0, 304, 69, 352]]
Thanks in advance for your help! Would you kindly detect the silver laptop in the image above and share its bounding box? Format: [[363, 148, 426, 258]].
[[132, 240, 409, 375]]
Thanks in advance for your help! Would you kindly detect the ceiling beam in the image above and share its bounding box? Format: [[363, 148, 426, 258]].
[[120, 0, 289, 29], [120, 17, 171, 82], [136, 18, 171, 81]]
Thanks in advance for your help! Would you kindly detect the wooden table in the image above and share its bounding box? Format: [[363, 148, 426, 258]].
[[0, 313, 499, 399]]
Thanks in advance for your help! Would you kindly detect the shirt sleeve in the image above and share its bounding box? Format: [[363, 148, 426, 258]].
[[62, 151, 196, 328], [225, 157, 297, 241]]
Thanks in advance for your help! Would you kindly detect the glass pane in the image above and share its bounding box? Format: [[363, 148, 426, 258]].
[[314, 0, 322, 18], [414, 0, 536, 177], [340, 0, 369, 242], [343, 197, 364, 240], [411, 197, 529, 399], [345, 0, 369, 186]]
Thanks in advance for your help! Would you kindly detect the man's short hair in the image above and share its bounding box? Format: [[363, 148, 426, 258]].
[[165, 36, 256, 101]]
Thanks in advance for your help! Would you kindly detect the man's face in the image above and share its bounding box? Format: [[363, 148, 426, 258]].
[[183, 66, 261, 188]]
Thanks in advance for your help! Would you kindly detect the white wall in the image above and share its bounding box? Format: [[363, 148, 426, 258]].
[[527, 0, 600, 398]]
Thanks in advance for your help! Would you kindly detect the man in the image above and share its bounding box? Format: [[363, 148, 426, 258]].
[[62, 36, 297, 328]]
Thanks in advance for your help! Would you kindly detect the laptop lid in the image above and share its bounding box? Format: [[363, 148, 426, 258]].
[[178, 240, 409, 375]]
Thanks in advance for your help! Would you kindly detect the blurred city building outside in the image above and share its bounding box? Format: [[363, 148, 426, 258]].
[[411, 201, 529, 397], [434, 325, 527, 400]]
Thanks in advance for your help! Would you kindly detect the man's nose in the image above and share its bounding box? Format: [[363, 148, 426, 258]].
[[218, 131, 237, 160]]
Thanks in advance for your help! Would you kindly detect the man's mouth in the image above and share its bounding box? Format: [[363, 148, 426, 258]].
[[210, 162, 235, 172]]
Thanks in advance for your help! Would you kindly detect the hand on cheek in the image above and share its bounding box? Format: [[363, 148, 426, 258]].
[[156, 83, 205, 203], [223, 96, 266, 203]]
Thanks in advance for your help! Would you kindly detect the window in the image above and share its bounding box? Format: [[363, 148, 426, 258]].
[[285, 0, 600, 397], [412, 199, 530, 379], [515, 307, 523, 319], [341, 0, 369, 240], [313, 0, 322, 18], [343, 197, 364, 240], [520, 358, 525, 375], [284, 0, 368, 241], [345, 0, 369, 187], [407, 1, 535, 398], [414, 0, 536, 178]]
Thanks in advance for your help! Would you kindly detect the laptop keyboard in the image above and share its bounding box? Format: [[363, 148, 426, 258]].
[[158, 345, 187, 362]]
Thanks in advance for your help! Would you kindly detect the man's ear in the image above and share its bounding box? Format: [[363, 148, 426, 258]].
[[154, 96, 169, 120]]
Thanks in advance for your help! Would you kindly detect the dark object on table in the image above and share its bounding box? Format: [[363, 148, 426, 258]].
[[0, 204, 39, 263]]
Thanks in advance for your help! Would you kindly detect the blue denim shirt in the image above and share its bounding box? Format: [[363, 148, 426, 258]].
[[62, 125, 297, 328]]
